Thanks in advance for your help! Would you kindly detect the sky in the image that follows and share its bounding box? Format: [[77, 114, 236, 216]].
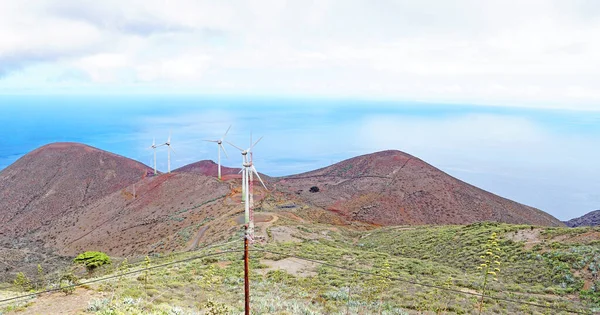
[[1, 0, 600, 109], [1, 1, 600, 221]]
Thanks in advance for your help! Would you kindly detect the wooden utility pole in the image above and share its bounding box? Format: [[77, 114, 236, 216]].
[[244, 224, 250, 314]]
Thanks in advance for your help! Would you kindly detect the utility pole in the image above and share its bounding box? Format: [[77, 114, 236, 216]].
[[244, 224, 250, 315]]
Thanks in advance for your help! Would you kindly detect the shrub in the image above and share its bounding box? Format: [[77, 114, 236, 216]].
[[476, 232, 502, 314], [309, 186, 320, 193], [13, 272, 31, 292], [59, 273, 78, 295], [74, 251, 112, 273]]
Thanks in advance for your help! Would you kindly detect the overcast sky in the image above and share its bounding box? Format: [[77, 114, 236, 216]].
[[1, 0, 600, 110]]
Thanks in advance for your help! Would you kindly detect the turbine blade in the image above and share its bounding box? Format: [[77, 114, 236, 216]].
[[225, 141, 245, 152], [251, 166, 267, 190], [250, 136, 263, 150], [153, 138, 155, 146], [220, 143, 229, 159], [221, 125, 231, 140], [168, 130, 172, 143], [238, 168, 243, 174]]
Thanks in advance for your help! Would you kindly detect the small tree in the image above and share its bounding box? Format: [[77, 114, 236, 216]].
[[36, 264, 45, 290], [13, 272, 31, 292], [74, 251, 112, 274]]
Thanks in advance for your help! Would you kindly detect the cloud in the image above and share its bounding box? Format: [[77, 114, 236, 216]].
[[1, 1, 600, 108]]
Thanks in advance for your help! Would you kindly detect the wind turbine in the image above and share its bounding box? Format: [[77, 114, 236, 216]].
[[204, 125, 231, 180], [227, 136, 267, 228], [149, 138, 164, 175], [163, 131, 174, 173]]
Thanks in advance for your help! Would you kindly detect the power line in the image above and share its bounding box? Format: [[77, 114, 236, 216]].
[[254, 249, 592, 315], [0, 248, 593, 314], [0, 249, 244, 305], [0, 239, 241, 306]]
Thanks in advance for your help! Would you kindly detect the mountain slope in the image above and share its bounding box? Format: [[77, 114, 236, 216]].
[[0, 143, 153, 237], [37, 172, 236, 256], [275, 150, 563, 226], [564, 210, 600, 227]]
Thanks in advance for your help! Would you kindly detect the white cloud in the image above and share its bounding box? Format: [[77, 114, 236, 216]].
[[1, 1, 600, 109]]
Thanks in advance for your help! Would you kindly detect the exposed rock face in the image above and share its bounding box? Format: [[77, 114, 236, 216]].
[[564, 210, 600, 227], [275, 150, 564, 227]]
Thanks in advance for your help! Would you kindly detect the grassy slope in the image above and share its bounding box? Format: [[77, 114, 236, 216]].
[[2, 222, 599, 314]]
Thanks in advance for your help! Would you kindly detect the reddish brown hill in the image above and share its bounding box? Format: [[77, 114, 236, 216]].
[[175, 160, 274, 183], [275, 150, 563, 227], [0, 142, 153, 237], [174, 160, 241, 177], [37, 172, 238, 256]]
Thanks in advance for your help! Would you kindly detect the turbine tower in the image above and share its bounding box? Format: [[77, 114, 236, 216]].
[[149, 138, 164, 175], [163, 131, 174, 173], [228, 142, 249, 201], [204, 125, 231, 180], [227, 135, 267, 229]]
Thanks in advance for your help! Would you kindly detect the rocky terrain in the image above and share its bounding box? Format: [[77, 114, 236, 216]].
[[565, 210, 600, 227]]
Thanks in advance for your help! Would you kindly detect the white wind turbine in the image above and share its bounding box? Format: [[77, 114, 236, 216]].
[[227, 136, 267, 230], [203, 125, 231, 180], [149, 138, 164, 175], [163, 131, 175, 173]]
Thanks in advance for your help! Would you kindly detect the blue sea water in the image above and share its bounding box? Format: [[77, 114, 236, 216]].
[[1, 94, 599, 220]]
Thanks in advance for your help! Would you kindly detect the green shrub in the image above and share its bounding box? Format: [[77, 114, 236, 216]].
[[74, 251, 112, 273]]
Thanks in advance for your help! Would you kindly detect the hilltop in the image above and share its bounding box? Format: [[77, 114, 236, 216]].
[[0, 143, 153, 237], [174, 160, 240, 178], [275, 150, 563, 226], [565, 210, 600, 227]]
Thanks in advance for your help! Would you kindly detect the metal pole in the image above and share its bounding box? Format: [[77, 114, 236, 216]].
[[218, 146, 221, 180], [244, 224, 250, 315]]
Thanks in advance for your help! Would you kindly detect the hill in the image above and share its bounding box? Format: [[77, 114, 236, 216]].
[[173, 160, 240, 178], [0, 145, 566, 283], [275, 150, 563, 226], [36, 171, 237, 257], [565, 210, 600, 227], [0, 143, 153, 237]]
